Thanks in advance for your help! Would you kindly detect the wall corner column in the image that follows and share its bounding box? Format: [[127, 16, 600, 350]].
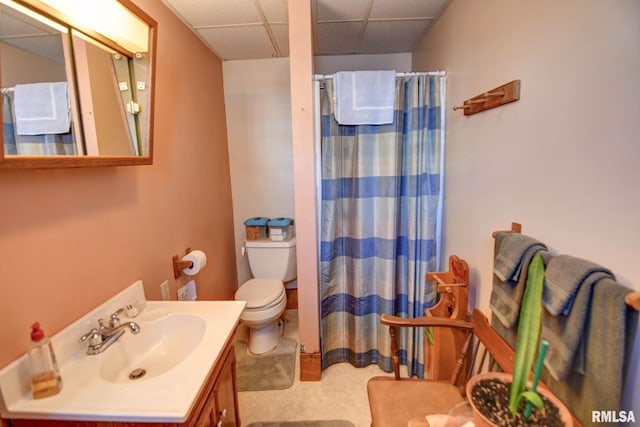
[[288, 0, 321, 381]]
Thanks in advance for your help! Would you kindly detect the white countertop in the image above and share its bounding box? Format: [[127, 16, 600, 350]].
[[0, 281, 246, 423]]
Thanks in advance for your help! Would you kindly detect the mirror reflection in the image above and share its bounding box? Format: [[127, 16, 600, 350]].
[[71, 31, 141, 156], [0, 0, 155, 164], [0, 2, 81, 155]]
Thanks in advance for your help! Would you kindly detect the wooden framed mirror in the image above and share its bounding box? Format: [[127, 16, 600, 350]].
[[0, 0, 156, 168]]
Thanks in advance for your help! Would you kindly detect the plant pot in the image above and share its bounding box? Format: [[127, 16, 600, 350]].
[[466, 372, 573, 427]]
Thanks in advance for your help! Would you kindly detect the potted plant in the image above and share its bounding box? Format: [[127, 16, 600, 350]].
[[466, 254, 573, 426]]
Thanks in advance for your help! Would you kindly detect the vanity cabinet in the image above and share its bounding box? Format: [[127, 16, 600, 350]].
[[9, 340, 240, 427], [187, 342, 239, 427]]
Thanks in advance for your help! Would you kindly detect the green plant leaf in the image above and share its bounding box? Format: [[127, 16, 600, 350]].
[[425, 326, 435, 346], [509, 253, 545, 415], [520, 391, 545, 411]]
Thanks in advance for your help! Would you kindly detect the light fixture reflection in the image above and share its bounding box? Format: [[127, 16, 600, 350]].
[[38, 0, 148, 53], [0, 0, 68, 33]]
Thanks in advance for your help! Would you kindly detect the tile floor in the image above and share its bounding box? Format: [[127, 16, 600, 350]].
[[234, 310, 393, 427]]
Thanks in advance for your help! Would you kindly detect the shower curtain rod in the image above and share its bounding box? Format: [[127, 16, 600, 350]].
[[313, 71, 446, 80]]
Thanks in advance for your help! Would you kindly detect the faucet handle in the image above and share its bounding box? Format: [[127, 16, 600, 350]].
[[109, 308, 125, 327], [79, 328, 102, 346]]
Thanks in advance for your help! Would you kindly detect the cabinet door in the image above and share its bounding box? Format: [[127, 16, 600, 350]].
[[212, 351, 238, 427], [193, 388, 218, 427]]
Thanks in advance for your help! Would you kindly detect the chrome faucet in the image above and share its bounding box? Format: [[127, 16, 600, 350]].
[[79, 308, 141, 355]]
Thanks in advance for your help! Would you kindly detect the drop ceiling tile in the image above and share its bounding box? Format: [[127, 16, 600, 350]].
[[164, 0, 262, 27], [370, 0, 446, 19], [317, 0, 370, 22], [197, 26, 276, 60], [270, 23, 289, 56], [360, 20, 431, 54], [162, 0, 450, 59], [259, 0, 288, 23], [316, 22, 364, 55]]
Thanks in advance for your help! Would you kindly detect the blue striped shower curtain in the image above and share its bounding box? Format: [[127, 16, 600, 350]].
[[320, 74, 445, 377]]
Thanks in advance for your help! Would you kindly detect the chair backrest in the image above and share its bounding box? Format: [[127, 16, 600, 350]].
[[426, 255, 469, 320], [446, 309, 516, 389], [460, 309, 515, 386], [424, 256, 471, 381], [381, 309, 514, 389], [381, 309, 583, 427]]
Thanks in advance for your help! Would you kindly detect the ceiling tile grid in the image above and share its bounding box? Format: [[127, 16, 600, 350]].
[[359, 20, 432, 54], [197, 26, 277, 60], [316, 22, 364, 55], [162, 0, 450, 60], [317, 0, 370, 22], [0, 4, 65, 63], [165, 0, 263, 27], [259, 0, 288, 23], [369, 0, 446, 19]]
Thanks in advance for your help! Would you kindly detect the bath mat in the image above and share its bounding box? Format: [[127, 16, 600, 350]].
[[234, 338, 297, 391], [246, 421, 355, 427]]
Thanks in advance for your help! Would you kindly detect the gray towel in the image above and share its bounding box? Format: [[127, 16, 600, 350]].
[[541, 267, 612, 380], [493, 233, 547, 282], [541, 278, 638, 426], [543, 254, 613, 316], [490, 232, 548, 328]]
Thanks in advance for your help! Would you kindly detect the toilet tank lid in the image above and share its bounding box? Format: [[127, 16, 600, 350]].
[[235, 278, 285, 308], [245, 237, 296, 248]]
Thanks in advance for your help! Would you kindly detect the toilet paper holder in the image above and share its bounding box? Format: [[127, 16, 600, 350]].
[[172, 247, 192, 279]]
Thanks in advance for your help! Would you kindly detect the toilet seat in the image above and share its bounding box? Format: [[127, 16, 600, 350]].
[[235, 278, 285, 310]]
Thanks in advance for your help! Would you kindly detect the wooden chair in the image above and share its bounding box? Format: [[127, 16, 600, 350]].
[[425, 255, 469, 321], [424, 255, 470, 381], [367, 309, 582, 427]]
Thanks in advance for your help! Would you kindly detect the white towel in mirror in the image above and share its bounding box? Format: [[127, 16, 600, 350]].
[[14, 82, 70, 135], [334, 70, 396, 125]]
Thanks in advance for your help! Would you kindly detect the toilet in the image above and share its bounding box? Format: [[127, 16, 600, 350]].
[[234, 237, 296, 354]]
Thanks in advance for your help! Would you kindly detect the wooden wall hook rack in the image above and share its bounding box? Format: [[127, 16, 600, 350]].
[[453, 80, 521, 116]]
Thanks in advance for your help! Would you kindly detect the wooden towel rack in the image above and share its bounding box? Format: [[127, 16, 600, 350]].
[[453, 80, 520, 116], [493, 221, 640, 312]]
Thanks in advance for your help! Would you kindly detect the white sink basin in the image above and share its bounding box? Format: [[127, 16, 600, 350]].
[[0, 281, 246, 423], [99, 313, 205, 383]]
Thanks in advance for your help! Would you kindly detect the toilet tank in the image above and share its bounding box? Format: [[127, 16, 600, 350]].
[[245, 237, 297, 282]]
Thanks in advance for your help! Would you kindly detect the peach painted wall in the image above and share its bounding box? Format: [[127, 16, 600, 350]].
[[288, 0, 320, 354], [412, 0, 640, 418], [0, 0, 237, 369]]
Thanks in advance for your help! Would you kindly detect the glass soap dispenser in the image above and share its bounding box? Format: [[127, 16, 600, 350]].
[[28, 322, 63, 399]]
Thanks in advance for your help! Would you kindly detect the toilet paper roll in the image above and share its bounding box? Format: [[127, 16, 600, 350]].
[[182, 250, 207, 275]]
